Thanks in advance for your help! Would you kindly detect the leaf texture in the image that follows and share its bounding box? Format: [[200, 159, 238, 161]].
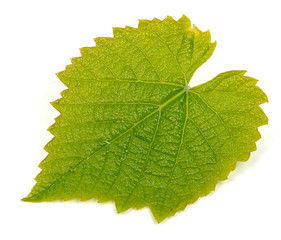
[[23, 15, 268, 223]]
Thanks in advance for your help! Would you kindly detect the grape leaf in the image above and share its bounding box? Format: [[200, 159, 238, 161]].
[[23, 15, 268, 223]]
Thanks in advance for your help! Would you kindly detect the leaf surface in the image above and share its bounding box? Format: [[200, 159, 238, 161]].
[[23, 15, 268, 222]]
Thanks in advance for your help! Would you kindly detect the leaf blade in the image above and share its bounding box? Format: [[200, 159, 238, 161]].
[[23, 16, 268, 223]]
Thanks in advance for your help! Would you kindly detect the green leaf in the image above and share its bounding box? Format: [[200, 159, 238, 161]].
[[23, 15, 268, 223]]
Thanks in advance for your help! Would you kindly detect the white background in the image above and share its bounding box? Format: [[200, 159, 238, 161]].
[[1, 0, 280, 239]]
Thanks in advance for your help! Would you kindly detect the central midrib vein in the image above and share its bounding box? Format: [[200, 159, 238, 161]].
[[84, 87, 186, 159], [32, 87, 187, 199]]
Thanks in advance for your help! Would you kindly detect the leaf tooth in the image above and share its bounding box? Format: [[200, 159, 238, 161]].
[[59, 89, 69, 99], [38, 154, 53, 169], [43, 137, 55, 154], [192, 24, 201, 34], [79, 46, 95, 56], [64, 64, 72, 71], [151, 17, 161, 23], [253, 86, 269, 104], [239, 75, 269, 104], [254, 127, 262, 141], [204, 30, 211, 42], [71, 56, 83, 65], [124, 25, 137, 32], [244, 75, 258, 82], [52, 114, 62, 124], [51, 97, 63, 113], [218, 70, 247, 79], [244, 76, 269, 104], [260, 90, 269, 103], [56, 71, 68, 88], [256, 106, 269, 125], [210, 41, 217, 49], [34, 169, 45, 182], [47, 122, 56, 134], [162, 16, 176, 24], [94, 37, 113, 47], [177, 14, 191, 30], [138, 19, 150, 29], [194, 28, 212, 42], [48, 120, 64, 137], [138, 15, 191, 32], [204, 40, 217, 61], [115, 201, 129, 214], [192, 25, 213, 42], [56, 65, 80, 88], [112, 27, 126, 38], [238, 151, 252, 162], [238, 70, 247, 76], [138, 16, 171, 30]]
